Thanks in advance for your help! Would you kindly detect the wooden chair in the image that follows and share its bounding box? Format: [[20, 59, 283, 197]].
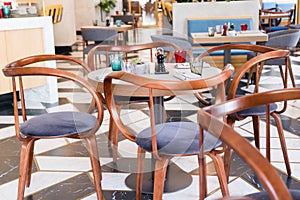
[[164, 2, 173, 24], [104, 65, 234, 200], [81, 28, 118, 61], [226, 50, 292, 178], [195, 43, 278, 105], [248, 29, 300, 87], [130, 0, 142, 14], [196, 45, 292, 177], [40, 4, 63, 24], [87, 42, 182, 162], [144, 0, 155, 15], [2, 54, 104, 200], [199, 88, 300, 200], [260, 8, 294, 32]]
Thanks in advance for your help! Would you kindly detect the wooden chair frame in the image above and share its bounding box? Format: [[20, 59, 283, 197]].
[[199, 88, 300, 200], [2, 54, 104, 200], [88, 41, 182, 163], [104, 65, 234, 200], [226, 50, 291, 178], [260, 8, 294, 32], [195, 44, 279, 105]]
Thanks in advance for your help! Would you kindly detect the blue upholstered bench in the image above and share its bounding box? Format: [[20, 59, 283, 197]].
[[262, 2, 276, 10], [187, 17, 253, 56]]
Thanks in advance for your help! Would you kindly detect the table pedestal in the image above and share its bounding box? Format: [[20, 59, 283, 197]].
[[224, 48, 231, 65], [125, 162, 193, 193]]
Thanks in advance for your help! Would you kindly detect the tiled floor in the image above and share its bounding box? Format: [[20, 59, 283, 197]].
[[1, 28, 300, 199]]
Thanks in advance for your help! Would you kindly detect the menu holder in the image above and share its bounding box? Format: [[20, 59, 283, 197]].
[[175, 63, 190, 69]]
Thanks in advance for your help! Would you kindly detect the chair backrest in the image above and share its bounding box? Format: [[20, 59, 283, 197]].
[[266, 29, 300, 48], [261, 8, 294, 30], [111, 15, 134, 24], [228, 49, 290, 99], [164, 2, 173, 24], [277, 3, 296, 24], [196, 43, 278, 71], [145, 1, 154, 14], [41, 4, 63, 24], [2, 54, 104, 140], [81, 28, 118, 43], [199, 88, 300, 200], [130, 1, 142, 14], [103, 65, 234, 158], [197, 44, 277, 60], [87, 41, 182, 71]]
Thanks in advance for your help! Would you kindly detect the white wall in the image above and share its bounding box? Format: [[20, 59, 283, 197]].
[[75, 0, 96, 29], [74, 0, 123, 31], [46, 0, 76, 46], [173, 0, 260, 38]]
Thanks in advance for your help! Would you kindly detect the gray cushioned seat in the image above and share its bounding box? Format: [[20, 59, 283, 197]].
[[237, 103, 278, 116], [20, 111, 97, 137], [136, 121, 222, 155], [246, 189, 300, 199]]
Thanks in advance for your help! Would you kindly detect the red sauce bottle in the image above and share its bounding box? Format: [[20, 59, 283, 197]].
[[222, 23, 227, 36]]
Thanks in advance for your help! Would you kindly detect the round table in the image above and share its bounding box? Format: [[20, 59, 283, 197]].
[[88, 62, 221, 96]]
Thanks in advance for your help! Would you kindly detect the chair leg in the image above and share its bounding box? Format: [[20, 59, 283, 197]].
[[266, 107, 271, 162], [278, 65, 287, 88], [246, 67, 256, 88], [198, 155, 207, 200], [287, 59, 296, 87], [108, 105, 122, 163], [153, 157, 169, 200], [271, 112, 291, 176], [108, 116, 119, 163], [224, 117, 234, 181], [85, 135, 103, 200], [136, 147, 146, 200], [223, 147, 232, 182], [25, 140, 35, 187], [208, 153, 229, 197], [256, 62, 265, 91], [252, 115, 260, 149], [87, 99, 96, 114], [18, 139, 35, 200]]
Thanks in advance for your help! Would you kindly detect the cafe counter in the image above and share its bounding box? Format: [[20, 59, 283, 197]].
[[0, 16, 58, 103]]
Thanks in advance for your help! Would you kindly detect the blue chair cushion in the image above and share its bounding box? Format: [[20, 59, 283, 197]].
[[237, 103, 278, 116], [246, 189, 300, 199], [20, 111, 97, 137], [135, 122, 222, 155], [193, 47, 253, 57], [247, 52, 286, 66], [265, 26, 288, 32]]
